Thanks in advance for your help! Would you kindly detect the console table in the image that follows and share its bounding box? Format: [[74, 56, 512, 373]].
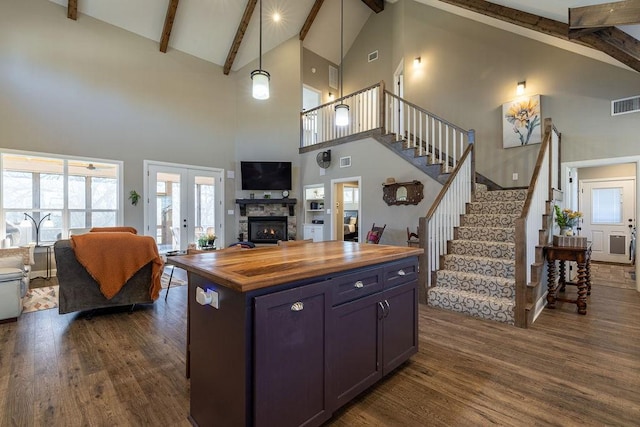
[[545, 243, 592, 315]]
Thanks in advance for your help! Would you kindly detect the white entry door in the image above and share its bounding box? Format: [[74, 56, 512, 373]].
[[580, 178, 636, 263], [146, 163, 223, 253]]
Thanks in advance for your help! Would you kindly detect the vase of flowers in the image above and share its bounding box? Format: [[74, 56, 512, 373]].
[[554, 205, 582, 236]]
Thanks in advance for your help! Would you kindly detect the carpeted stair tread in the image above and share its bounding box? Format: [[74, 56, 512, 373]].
[[456, 226, 515, 243], [427, 287, 515, 324], [466, 200, 525, 214], [449, 240, 515, 260], [443, 254, 515, 279], [461, 213, 519, 228], [435, 270, 515, 299], [475, 189, 528, 202]]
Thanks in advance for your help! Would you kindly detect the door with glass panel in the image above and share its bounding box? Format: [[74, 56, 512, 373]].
[[580, 178, 636, 263], [147, 164, 223, 253]]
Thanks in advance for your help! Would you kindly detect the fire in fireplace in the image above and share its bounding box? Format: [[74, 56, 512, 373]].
[[248, 216, 288, 244]]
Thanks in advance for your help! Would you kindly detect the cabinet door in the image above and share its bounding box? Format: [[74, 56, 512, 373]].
[[330, 292, 383, 408], [254, 283, 331, 427], [382, 281, 418, 374]]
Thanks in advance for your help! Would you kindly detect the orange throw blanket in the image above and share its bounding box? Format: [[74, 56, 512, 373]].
[[71, 232, 164, 300], [90, 226, 138, 234]]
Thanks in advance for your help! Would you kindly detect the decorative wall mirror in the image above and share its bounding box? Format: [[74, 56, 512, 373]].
[[382, 180, 424, 206]]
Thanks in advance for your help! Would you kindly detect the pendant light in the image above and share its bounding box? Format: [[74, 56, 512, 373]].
[[251, 0, 270, 100], [335, 0, 349, 126]]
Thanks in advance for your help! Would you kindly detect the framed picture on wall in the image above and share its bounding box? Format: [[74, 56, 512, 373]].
[[502, 94, 542, 148]]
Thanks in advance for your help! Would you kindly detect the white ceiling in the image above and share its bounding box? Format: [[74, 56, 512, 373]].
[[48, 0, 639, 72]]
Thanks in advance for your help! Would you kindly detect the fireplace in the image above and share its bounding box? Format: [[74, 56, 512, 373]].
[[248, 216, 288, 244]]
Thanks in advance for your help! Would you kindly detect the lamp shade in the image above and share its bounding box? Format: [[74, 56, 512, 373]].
[[335, 103, 349, 126], [252, 69, 270, 100]]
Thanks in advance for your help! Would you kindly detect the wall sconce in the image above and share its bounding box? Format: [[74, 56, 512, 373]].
[[20, 212, 54, 247], [413, 57, 421, 68], [328, 92, 335, 102], [516, 81, 526, 96]]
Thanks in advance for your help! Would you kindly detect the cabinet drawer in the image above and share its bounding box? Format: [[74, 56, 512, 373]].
[[331, 267, 383, 306], [384, 258, 418, 289]]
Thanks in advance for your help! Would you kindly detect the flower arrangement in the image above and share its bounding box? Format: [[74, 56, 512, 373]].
[[554, 205, 582, 233], [197, 232, 216, 248]]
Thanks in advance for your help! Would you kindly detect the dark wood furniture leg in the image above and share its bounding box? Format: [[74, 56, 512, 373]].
[[576, 261, 588, 315], [547, 259, 557, 308]]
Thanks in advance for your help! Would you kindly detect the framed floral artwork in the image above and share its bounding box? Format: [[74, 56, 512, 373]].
[[502, 95, 541, 148]]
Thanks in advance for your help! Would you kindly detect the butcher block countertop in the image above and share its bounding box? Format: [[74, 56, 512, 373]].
[[167, 241, 423, 293]]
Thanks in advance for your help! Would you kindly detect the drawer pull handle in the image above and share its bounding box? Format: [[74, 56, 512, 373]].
[[291, 302, 304, 312], [354, 281, 364, 289], [398, 269, 406, 276]]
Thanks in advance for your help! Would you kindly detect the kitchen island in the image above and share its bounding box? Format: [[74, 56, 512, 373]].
[[168, 241, 423, 427]]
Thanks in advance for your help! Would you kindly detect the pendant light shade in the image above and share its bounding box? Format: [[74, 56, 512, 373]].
[[335, 103, 349, 126], [251, 0, 269, 100], [336, 0, 348, 127], [251, 69, 270, 100]]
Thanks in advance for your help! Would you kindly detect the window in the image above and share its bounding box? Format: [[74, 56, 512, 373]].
[[1, 152, 122, 246], [592, 187, 622, 224]]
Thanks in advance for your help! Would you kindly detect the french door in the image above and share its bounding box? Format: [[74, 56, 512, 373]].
[[145, 162, 224, 253]]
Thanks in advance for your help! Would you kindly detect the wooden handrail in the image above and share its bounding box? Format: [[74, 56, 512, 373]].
[[426, 142, 474, 220], [384, 91, 469, 136], [519, 118, 553, 220], [301, 81, 382, 116]]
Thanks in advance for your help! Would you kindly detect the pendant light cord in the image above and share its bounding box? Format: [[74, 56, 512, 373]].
[[340, 0, 344, 99], [259, 0, 263, 70]]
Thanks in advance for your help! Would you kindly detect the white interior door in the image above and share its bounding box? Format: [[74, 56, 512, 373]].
[[146, 163, 223, 253], [580, 178, 636, 263]]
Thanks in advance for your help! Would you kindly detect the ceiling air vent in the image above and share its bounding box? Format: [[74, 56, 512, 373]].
[[611, 95, 640, 116], [368, 50, 378, 62]]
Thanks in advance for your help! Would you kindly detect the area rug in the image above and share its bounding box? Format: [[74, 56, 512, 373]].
[[22, 286, 58, 313], [161, 270, 186, 289]]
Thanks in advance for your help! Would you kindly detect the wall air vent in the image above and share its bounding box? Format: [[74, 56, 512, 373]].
[[368, 50, 378, 62], [339, 156, 352, 168], [329, 65, 338, 90], [611, 95, 640, 116]]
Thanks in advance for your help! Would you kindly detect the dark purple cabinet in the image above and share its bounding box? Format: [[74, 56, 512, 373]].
[[188, 256, 418, 427], [330, 260, 418, 409], [254, 282, 331, 427]]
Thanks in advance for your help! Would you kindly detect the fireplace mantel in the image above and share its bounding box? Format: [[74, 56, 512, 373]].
[[235, 198, 297, 216]]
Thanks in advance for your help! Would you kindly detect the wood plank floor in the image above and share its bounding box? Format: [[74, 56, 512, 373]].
[[1, 279, 639, 426]]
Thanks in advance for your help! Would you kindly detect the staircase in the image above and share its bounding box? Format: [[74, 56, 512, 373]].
[[427, 185, 529, 325]]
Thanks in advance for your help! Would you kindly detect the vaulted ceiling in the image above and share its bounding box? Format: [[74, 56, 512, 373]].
[[54, 0, 640, 73]]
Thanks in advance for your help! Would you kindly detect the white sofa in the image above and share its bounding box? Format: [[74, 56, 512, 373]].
[[0, 246, 32, 321]]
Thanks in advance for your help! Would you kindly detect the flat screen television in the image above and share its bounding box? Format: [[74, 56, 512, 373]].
[[241, 161, 292, 191]]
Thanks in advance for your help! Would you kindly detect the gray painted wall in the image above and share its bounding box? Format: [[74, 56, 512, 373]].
[[299, 139, 441, 245], [341, 0, 640, 188], [578, 163, 637, 181], [0, 0, 302, 246]]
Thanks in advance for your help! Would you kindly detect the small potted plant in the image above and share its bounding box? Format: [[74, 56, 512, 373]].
[[198, 232, 216, 249]]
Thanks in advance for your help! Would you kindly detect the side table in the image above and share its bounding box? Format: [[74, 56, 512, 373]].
[[544, 243, 592, 315]]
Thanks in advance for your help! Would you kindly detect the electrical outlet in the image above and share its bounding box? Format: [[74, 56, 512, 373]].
[[512, 172, 519, 181]]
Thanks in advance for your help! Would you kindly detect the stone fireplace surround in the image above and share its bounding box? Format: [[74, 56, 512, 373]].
[[237, 201, 297, 244]]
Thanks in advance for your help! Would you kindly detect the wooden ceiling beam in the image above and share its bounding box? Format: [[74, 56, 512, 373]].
[[579, 27, 640, 71], [435, 0, 640, 72], [299, 0, 325, 41], [569, 0, 640, 30], [223, 0, 258, 75], [68, 0, 77, 20], [361, 0, 384, 13], [160, 0, 180, 53]]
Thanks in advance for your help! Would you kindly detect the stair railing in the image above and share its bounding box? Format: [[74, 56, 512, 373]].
[[514, 118, 557, 327], [419, 134, 475, 303], [300, 82, 384, 148], [384, 92, 471, 172]]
